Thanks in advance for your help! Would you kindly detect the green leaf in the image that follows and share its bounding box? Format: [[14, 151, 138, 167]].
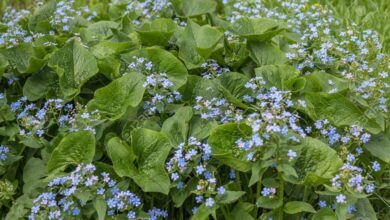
[[0, 54, 8, 78], [295, 137, 342, 185], [129, 128, 173, 194], [87, 72, 145, 119], [28, 0, 56, 32], [48, 39, 99, 98], [85, 21, 119, 39], [47, 131, 96, 173], [249, 160, 274, 187], [284, 201, 316, 214], [352, 198, 377, 220], [171, 178, 198, 207], [176, 20, 223, 68], [256, 195, 283, 209], [189, 116, 218, 140], [305, 92, 382, 134], [179, 75, 221, 103], [191, 204, 218, 220], [106, 137, 136, 177], [231, 202, 255, 220], [215, 72, 251, 99], [303, 72, 351, 93], [216, 191, 246, 204], [91, 41, 136, 59], [123, 47, 188, 89], [93, 198, 107, 220], [171, 0, 217, 17], [136, 18, 177, 46], [208, 123, 252, 172], [255, 65, 300, 90], [312, 208, 337, 220], [248, 42, 287, 66], [23, 157, 47, 195], [23, 69, 58, 101], [162, 106, 193, 146], [1, 44, 45, 74], [230, 18, 285, 42], [364, 133, 390, 163], [23, 157, 46, 184]]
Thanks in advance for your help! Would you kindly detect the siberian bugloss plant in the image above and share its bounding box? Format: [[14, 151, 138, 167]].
[[0, 0, 389, 219]]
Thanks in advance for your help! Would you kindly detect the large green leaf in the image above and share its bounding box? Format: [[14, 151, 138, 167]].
[[0, 54, 8, 78], [305, 92, 383, 134], [208, 123, 252, 172], [216, 191, 246, 204], [28, 0, 56, 32], [214, 72, 251, 99], [171, 0, 217, 17], [303, 71, 351, 93], [294, 137, 342, 185], [190, 204, 218, 220], [129, 128, 173, 194], [176, 20, 223, 68], [23, 157, 47, 195], [284, 201, 316, 214], [161, 106, 193, 146], [255, 65, 300, 90], [230, 18, 285, 42], [87, 72, 145, 119], [23, 69, 58, 101], [352, 198, 377, 220], [48, 39, 99, 98], [248, 42, 287, 66], [91, 41, 136, 59], [106, 137, 136, 177], [136, 18, 177, 46], [179, 75, 221, 103], [231, 202, 255, 220], [189, 116, 218, 140], [312, 208, 337, 220], [47, 131, 96, 173], [1, 44, 45, 74], [364, 133, 390, 163], [123, 47, 188, 89], [171, 178, 198, 207], [85, 21, 119, 40]]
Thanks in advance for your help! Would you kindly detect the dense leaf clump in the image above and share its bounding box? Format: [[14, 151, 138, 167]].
[[1, 0, 390, 219]]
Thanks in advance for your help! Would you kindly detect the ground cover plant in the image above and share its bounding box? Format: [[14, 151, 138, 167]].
[[1, 0, 390, 219]]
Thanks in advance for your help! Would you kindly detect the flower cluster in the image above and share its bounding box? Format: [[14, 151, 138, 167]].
[[312, 120, 371, 146], [50, 0, 95, 32], [234, 78, 306, 161], [128, 56, 182, 114], [331, 161, 376, 194], [11, 98, 101, 138], [260, 187, 276, 198], [29, 164, 166, 220], [117, 0, 173, 25], [0, 7, 32, 48], [194, 96, 243, 123], [200, 59, 230, 79], [0, 145, 10, 162], [166, 137, 225, 209]]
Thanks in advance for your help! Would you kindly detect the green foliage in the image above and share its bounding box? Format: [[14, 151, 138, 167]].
[[1, 0, 389, 219]]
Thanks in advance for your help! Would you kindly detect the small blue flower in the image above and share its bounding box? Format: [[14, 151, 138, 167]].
[[205, 198, 215, 207]]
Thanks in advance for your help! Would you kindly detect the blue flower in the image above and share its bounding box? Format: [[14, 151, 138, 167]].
[[205, 198, 215, 207], [372, 161, 381, 172]]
